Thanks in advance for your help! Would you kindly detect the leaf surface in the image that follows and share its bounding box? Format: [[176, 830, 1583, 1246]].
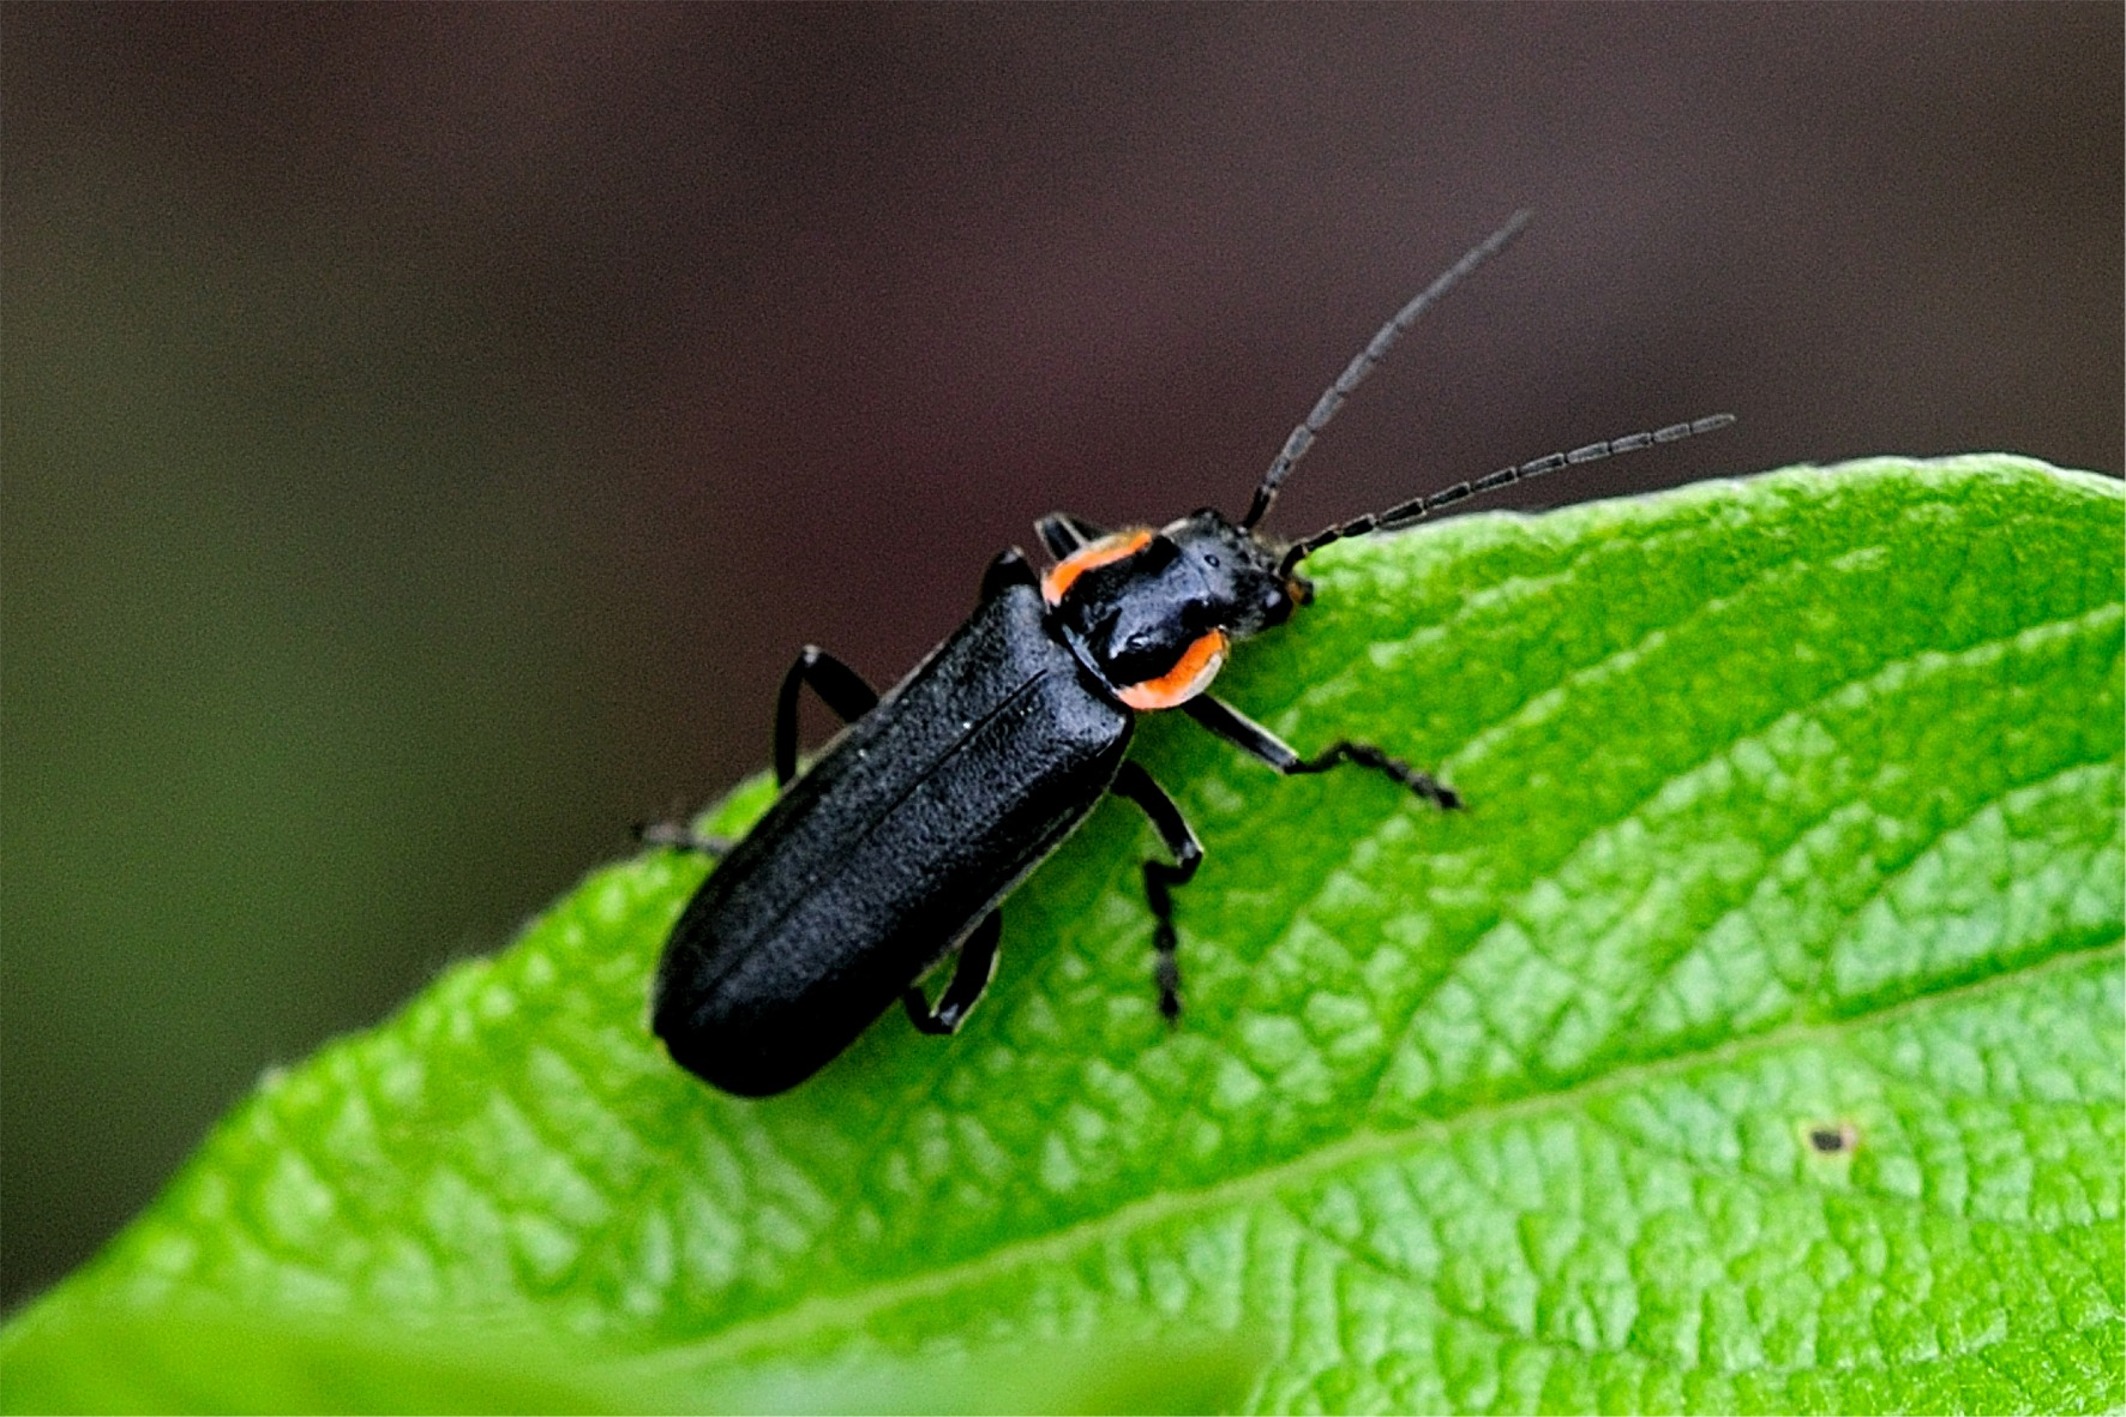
[[6, 455, 2120, 1413]]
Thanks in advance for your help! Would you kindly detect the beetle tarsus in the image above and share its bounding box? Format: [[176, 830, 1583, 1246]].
[[1155, 950, 1182, 1027], [635, 819, 733, 856], [1293, 740, 1461, 811]]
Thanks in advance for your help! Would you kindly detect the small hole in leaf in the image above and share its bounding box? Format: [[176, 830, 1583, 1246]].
[[1806, 1121, 1859, 1155]]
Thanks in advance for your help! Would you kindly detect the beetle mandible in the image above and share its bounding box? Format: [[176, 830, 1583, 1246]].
[[648, 211, 1732, 1097]]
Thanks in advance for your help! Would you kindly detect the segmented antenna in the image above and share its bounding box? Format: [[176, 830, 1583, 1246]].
[[1276, 414, 1737, 577], [1241, 209, 1534, 533]]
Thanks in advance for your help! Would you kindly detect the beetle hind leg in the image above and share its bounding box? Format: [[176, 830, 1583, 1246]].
[[904, 910, 1004, 1035], [1110, 761, 1204, 1024]]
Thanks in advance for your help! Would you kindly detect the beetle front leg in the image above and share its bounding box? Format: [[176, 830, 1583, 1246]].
[[904, 910, 1003, 1035], [1184, 694, 1461, 809], [775, 645, 881, 786], [1110, 760, 1204, 1024]]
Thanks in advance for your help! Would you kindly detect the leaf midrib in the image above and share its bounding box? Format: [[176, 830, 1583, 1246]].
[[641, 939, 2120, 1371]]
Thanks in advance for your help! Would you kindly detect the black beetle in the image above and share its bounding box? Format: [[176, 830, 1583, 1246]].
[[648, 211, 1731, 1096]]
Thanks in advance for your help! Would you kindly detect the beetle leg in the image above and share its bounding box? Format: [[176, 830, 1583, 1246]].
[[903, 909, 1003, 1035], [1110, 760, 1204, 1024], [1183, 694, 1461, 810], [774, 646, 881, 786], [1035, 512, 1109, 559], [980, 547, 1039, 600], [634, 819, 732, 855], [649, 643, 875, 846]]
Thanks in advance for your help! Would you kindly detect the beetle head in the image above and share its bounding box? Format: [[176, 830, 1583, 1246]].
[[1161, 508, 1304, 640]]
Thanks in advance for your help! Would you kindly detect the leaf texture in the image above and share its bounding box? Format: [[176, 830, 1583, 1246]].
[[5, 455, 2119, 1413]]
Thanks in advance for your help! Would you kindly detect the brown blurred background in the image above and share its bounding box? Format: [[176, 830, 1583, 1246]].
[[3, 4, 2119, 1308]]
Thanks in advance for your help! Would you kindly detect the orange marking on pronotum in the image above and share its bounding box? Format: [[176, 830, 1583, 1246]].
[[1116, 630, 1229, 710], [1040, 529, 1153, 605]]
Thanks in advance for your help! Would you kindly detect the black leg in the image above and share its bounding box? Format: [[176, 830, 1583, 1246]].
[[1184, 694, 1461, 810], [903, 909, 1003, 1035], [775, 645, 880, 786], [981, 547, 1039, 600], [641, 645, 879, 854], [1035, 512, 1109, 559], [1109, 760, 1204, 1024]]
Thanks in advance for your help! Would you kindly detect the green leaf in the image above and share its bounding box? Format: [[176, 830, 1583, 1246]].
[[0, 1305, 663, 1414], [0, 1303, 1259, 1415], [6, 455, 2120, 1414]]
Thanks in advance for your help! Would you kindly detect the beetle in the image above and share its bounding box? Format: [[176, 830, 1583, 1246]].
[[648, 210, 1732, 1097]]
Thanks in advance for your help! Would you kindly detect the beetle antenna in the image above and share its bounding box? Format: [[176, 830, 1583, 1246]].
[[1240, 209, 1533, 533], [1276, 413, 1738, 577]]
